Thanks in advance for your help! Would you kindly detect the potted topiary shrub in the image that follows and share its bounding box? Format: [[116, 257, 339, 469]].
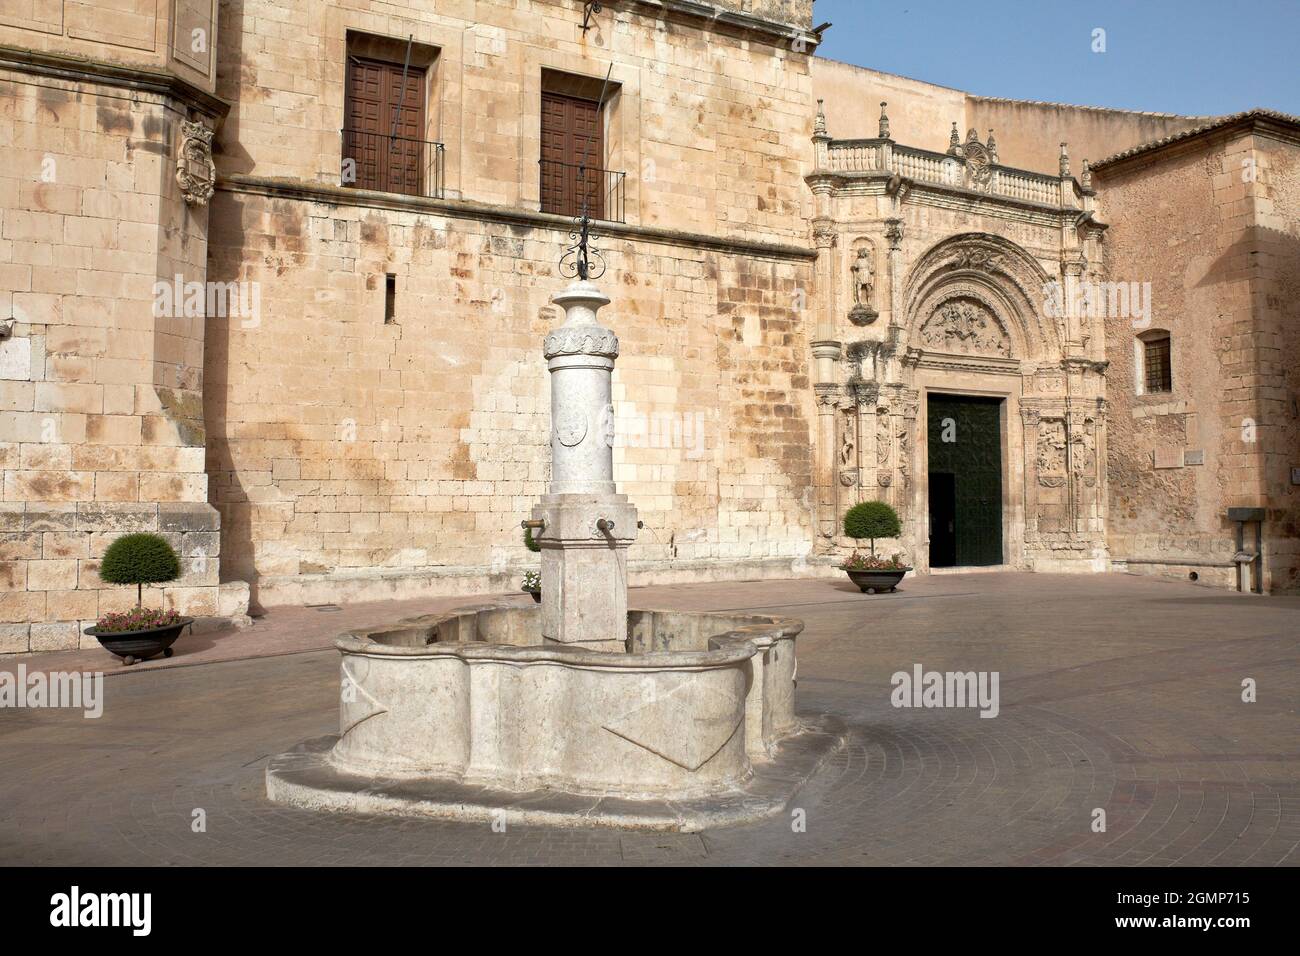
[[521, 524, 542, 603], [841, 501, 912, 594], [83, 533, 192, 665]]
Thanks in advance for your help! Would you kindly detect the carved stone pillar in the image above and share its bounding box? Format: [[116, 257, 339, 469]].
[[1021, 404, 1042, 542], [814, 380, 841, 548], [1092, 398, 1109, 542], [533, 281, 639, 652], [883, 218, 904, 330], [874, 401, 893, 508], [812, 220, 838, 343], [1065, 404, 1087, 531], [853, 383, 878, 498]]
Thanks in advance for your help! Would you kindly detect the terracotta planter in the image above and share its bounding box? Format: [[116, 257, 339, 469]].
[[84, 618, 193, 665], [844, 568, 912, 594]]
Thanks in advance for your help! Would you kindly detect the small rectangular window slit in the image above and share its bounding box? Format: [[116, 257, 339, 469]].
[[384, 274, 396, 324]]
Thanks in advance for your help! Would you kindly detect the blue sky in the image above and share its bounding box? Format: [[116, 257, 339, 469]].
[[812, 0, 1300, 116]]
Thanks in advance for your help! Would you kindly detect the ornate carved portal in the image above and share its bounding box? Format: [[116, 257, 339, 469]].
[[811, 228, 1108, 570]]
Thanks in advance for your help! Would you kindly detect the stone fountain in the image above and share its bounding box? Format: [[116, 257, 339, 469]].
[[266, 278, 843, 831]]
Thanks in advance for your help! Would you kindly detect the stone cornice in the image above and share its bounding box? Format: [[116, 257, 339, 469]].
[[1092, 109, 1300, 176], [219, 174, 818, 262], [0, 43, 229, 119], [623, 0, 820, 47], [907, 348, 1021, 376]]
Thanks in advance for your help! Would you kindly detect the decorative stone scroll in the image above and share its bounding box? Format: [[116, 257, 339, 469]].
[[176, 119, 216, 206], [543, 327, 619, 360], [919, 299, 1011, 357]]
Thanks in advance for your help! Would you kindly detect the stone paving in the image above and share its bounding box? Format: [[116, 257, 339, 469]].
[[1, 571, 1297, 866]]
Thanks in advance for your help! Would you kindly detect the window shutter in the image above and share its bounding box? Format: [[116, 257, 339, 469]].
[[344, 58, 426, 194], [541, 91, 604, 219]]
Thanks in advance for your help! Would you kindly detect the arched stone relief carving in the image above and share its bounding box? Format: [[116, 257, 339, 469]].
[[902, 233, 1060, 362], [918, 296, 1011, 357]]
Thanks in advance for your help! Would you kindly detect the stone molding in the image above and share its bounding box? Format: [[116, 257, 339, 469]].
[[0, 43, 229, 119], [219, 175, 817, 263]]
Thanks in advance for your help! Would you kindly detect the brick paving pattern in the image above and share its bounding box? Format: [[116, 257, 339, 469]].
[[1, 572, 1297, 865]]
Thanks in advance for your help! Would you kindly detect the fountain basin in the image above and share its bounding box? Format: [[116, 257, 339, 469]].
[[267, 603, 844, 829]]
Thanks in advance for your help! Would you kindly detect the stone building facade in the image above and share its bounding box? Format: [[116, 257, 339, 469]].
[[0, 0, 1297, 653]]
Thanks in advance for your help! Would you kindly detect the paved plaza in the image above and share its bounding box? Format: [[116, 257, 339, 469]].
[[1, 571, 1297, 866]]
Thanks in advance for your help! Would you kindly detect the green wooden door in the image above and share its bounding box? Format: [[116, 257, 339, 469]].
[[927, 395, 1003, 566]]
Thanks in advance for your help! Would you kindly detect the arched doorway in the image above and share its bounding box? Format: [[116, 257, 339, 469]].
[[895, 233, 1087, 572]]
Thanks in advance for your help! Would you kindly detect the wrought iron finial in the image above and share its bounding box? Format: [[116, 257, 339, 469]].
[[560, 213, 605, 281]]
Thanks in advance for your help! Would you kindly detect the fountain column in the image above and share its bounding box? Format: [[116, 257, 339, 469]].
[[531, 279, 638, 651]]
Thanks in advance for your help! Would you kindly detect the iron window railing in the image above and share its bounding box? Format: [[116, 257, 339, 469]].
[[341, 128, 445, 199], [1143, 335, 1173, 393], [539, 159, 626, 223]]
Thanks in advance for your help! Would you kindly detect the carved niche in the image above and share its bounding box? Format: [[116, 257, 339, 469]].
[[848, 240, 878, 326], [919, 298, 1011, 357], [1036, 419, 1067, 487], [176, 119, 216, 206], [838, 409, 857, 486], [1071, 420, 1097, 486]]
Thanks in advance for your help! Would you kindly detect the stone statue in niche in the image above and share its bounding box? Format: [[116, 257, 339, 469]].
[[839, 415, 855, 467], [1071, 423, 1096, 485], [876, 413, 890, 465], [897, 423, 911, 489], [919, 299, 1011, 357], [838, 412, 857, 486], [848, 246, 878, 326]]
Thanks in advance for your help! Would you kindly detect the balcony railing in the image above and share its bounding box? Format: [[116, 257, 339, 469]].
[[341, 128, 445, 199], [823, 138, 1082, 208], [539, 159, 626, 223]]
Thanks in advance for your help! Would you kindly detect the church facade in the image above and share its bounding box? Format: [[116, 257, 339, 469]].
[[1, 0, 1297, 653]]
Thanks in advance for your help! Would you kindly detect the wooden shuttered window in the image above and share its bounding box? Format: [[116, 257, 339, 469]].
[[540, 90, 604, 220], [343, 57, 426, 195]]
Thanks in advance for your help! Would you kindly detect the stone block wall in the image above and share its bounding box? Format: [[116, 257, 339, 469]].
[[1098, 124, 1300, 591], [205, 186, 815, 604], [0, 0, 219, 94], [0, 67, 236, 651], [203, 0, 819, 604], [1243, 132, 1300, 591], [213, 0, 812, 244]]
